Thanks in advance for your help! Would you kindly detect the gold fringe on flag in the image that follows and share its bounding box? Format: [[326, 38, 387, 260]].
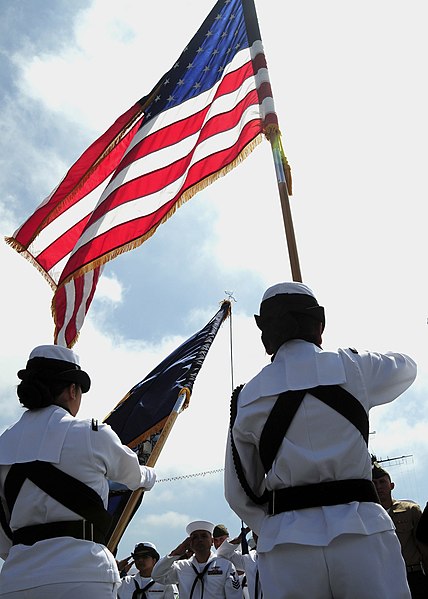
[[264, 124, 293, 196], [4, 237, 58, 291]]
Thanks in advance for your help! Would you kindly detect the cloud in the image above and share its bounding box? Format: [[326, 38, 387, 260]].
[[96, 273, 123, 304], [142, 511, 190, 530]]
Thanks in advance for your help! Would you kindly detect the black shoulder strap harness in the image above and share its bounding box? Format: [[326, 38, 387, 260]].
[[230, 385, 268, 505], [259, 384, 369, 473], [3, 460, 112, 545], [230, 384, 378, 512], [132, 578, 155, 599]]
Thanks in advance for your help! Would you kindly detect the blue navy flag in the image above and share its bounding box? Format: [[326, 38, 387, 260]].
[[104, 300, 231, 448], [104, 300, 231, 551]]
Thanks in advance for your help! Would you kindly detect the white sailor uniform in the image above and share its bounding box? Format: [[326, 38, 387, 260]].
[[224, 340, 416, 599], [118, 572, 178, 599], [151, 550, 242, 599], [0, 405, 156, 597], [216, 540, 262, 599]]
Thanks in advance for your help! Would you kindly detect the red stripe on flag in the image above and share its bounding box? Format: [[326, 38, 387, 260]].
[[58, 118, 261, 282], [86, 92, 261, 226], [14, 102, 144, 247], [36, 215, 89, 273], [53, 266, 102, 346], [117, 60, 256, 173]]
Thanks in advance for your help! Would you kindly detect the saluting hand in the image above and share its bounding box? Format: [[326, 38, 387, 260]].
[[170, 537, 194, 558]]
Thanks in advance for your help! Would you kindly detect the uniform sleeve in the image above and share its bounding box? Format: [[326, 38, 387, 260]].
[[355, 351, 416, 408], [216, 540, 245, 572], [223, 559, 242, 598], [91, 423, 156, 490], [117, 576, 132, 599], [151, 555, 180, 585], [164, 584, 179, 599], [224, 427, 267, 536]]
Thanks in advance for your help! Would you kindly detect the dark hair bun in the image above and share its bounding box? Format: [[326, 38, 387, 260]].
[[17, 376, 54, 409]]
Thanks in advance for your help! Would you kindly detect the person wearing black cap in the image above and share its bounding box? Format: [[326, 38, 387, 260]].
[[118, 542, 178, 599], [0, 344, 156, 599], [224, 282, 417, 599], [372, 463, 428, 598]]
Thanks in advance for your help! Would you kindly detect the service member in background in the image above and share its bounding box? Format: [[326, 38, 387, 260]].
[[118, 542, 178, 599], [224, 282, 417, 599], [373, 463, 428, 599], [217, 528, 262, 599], [0, 345, 156, 599], [151, 519, 242, 599], [213, 523, 229, 550]]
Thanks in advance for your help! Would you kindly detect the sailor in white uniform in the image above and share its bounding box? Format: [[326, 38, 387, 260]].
[[118, 542, 178, 599], [216, 531, 262, 599], [151, 519, 242, 599], [224, 282, 416, 599], [0, 344, 156, 599]]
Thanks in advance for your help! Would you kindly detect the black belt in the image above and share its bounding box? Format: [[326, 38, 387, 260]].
[[12, 519, 106, 546], [268, 479, 379, 515]]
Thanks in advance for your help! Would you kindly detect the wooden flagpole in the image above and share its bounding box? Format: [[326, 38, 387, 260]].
[[268, 129, 302, 282], [106, 388, 189, 553]]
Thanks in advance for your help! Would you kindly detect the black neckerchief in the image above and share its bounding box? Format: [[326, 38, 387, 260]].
[[132, 577, 155, 599], [190, 559, 215, 599]]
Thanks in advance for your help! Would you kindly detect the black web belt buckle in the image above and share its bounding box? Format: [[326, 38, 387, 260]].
[[82, 520, 94, 541]]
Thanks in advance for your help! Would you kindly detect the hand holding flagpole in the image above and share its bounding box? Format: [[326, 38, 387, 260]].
[[107, 388, 189, 553]]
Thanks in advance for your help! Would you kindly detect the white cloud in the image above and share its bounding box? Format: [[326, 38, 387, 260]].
[[142, 510, 190, 530], [96, 272, 123, 304], [15, 0, 216, 134]]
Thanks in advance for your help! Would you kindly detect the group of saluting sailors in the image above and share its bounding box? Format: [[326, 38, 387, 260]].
[[115, 522, 259, 599], [0, 281, 425, 598]]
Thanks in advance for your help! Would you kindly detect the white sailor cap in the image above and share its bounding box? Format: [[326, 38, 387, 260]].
[[186, 520, 215, 536], [261, 282, 317, 303], [18, 344, 91, 393]]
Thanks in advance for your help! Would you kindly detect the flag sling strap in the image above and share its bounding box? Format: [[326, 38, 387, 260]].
[[230, 384, 374, 509], [4, 461, 112, 535], [259, 384, 370, 473]]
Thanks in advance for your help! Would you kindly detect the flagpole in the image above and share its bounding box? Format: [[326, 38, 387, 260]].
[[268, 128, 302, 282], [106, 389, 189, 553]]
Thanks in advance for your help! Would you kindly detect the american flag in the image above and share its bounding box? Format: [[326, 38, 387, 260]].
[[6, 0, 280, 347]]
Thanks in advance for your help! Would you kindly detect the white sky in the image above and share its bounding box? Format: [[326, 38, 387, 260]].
[[1, 0, 428, 561]]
